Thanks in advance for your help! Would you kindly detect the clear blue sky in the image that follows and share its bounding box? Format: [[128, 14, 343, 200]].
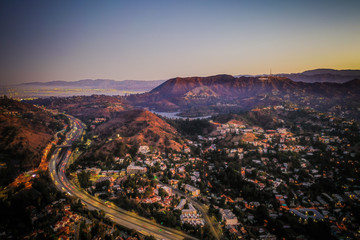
[[1, 0, 360, 84]]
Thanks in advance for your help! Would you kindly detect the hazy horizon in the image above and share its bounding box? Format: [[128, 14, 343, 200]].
[[0, 67, 358, 86]]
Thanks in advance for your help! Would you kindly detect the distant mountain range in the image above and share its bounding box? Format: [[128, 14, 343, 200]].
[[3, 68, 359, 98], [236, 68, 360, 83], [16, 79, 166, 92], [9, 68, 360, 90], [0, 79, 166, 98], [28, 70, 360, 120], [127, 74, 360, 115]]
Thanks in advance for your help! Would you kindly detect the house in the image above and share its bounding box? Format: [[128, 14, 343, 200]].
[[169, 179, 179, 187], [183, 147, 191, 153], [138, 145, 150, 154], [175, 199, 187, 210], [185, 184, 200, 197], [157, 184, 172, 196], [219, 208, 238, 226], [114, 157, 124, 164], [178, 166, 186, 173], [96, 176, 114, 184], [126, 165, 147, 175], [181, 203, 198, 215]]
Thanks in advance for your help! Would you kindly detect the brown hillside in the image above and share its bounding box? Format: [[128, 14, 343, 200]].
[[241, 132, 257, 142], [227, 119, 245, 125], [128, 74, 360, 113], [147, 74, 297, 99], [0, 97, 65, 185], [95, 109, 187, 152]]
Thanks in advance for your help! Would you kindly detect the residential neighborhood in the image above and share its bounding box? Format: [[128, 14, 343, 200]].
[[68, 105, 360, 239]]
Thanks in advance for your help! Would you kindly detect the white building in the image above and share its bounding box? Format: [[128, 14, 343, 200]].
[[138, 145, 150, 154], [126, 165, 147, 175]]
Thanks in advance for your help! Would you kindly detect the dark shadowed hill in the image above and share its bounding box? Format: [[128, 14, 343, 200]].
[[0, 97, 66, 185], [27, 95, 131, 122], [276, 69, 360, 83], [235, 69, 360, 83]]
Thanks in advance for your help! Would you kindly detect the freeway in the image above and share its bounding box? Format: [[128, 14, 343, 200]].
[[49, 115, 197, 240]]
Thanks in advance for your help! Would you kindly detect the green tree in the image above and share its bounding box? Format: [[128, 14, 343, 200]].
[[77, 171, 92, 188], [158, 187, 168, 199]]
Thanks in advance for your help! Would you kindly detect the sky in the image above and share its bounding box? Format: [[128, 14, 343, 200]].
[[1, 0, 360, 84]]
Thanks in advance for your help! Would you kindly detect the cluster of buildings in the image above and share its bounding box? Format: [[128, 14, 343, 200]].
[[175, 199, 205, 226], [74, 105, 359, 239], [89, 117, 107, 129], [210, 107, 358, 238], [26, 198, 92, 239]]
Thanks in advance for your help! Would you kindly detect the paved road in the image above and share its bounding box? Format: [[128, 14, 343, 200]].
[[49, 115, 197, 240]]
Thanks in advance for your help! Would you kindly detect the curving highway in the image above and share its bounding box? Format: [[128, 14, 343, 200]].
[[48, 115, 197, 240]]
